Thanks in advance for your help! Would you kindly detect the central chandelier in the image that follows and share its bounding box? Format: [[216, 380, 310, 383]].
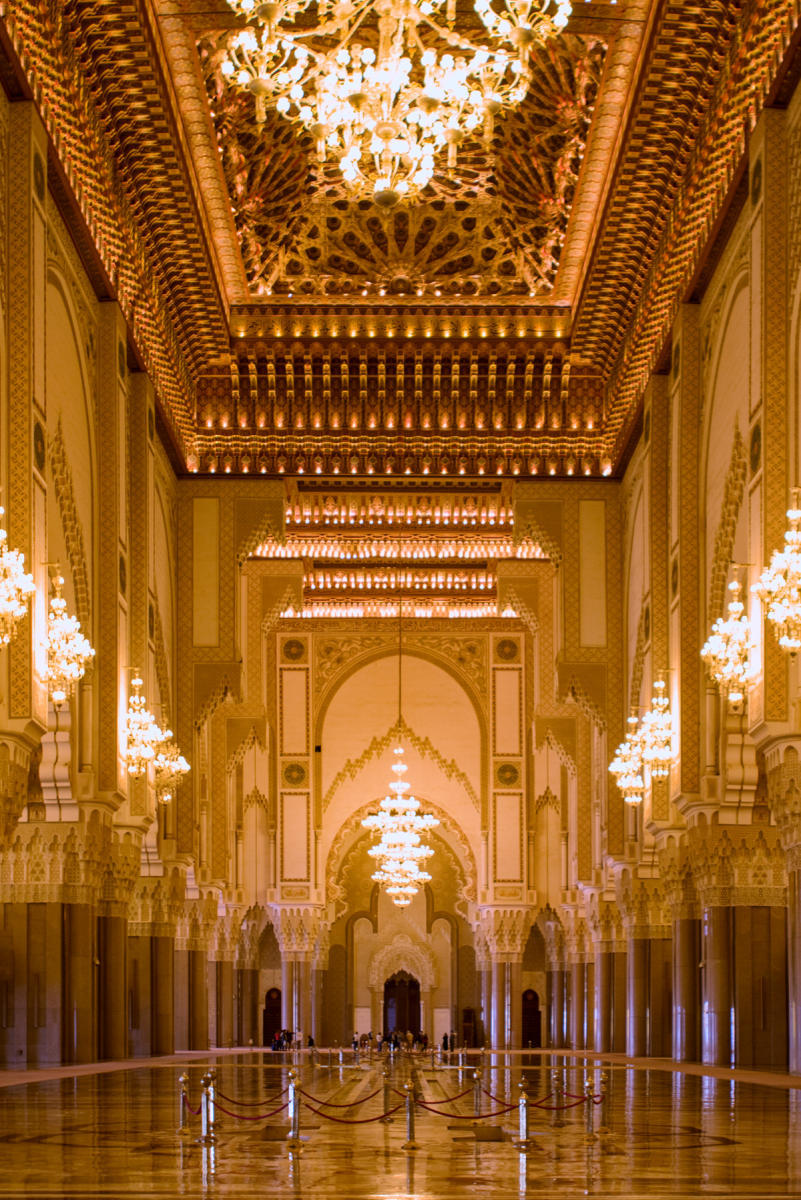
[[701, 573, 753, 703], [0, 507, 35, 646], [221, 0, 573, 203], [45, 574, 95, 708], [753, 490, 801, 653]]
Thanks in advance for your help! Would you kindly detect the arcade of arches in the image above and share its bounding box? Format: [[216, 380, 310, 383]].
[[4, 0, 801, 1085]]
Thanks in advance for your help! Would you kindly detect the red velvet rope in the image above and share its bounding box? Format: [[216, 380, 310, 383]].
[[211, 1099, 291, 1122], [215, 1089, 287, 1106], [303, 1101, 405, 1124], [182, 1095, 202, 1117], [297, 1087, 382, 1107], [415, 1100, 517, 1119], [536, 1097, 589, 1111], [415, 1087, 473, 1104]]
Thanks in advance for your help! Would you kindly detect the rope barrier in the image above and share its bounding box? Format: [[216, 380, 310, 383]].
[[304, 1101, 405, 1124], [414, 1087, 473, 1104], [215, 1088, 287, 1107], [534, 1097, 589, 1111], [415, 1100, 517, 1119], [182, 1095, 202, 1117], [212, 1100, 291, 1122], [297, 1087, 382, 1107]]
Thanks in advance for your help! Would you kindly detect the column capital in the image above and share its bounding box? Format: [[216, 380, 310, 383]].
[[268, 902, 328, 959], [475, 905, 533, 962]]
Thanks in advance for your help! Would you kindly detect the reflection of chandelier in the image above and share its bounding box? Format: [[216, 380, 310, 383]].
[[701, 574, 753, 703], [363, 745, 439, 906], [221, 0, 572, 203], [0, 508, 35, 645], [639, 679, 673, 780], [608, 714, 644, 805], [154, 732, 191, 804], [753, 491, 801, 653], [45, 574, 95, 708], [124, 675, 164, 777]]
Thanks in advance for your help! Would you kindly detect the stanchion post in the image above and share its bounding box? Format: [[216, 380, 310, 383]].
[[472, 1067, 483, 1120], [401, 1080, 419, 1150], [287, 1068, 302, 1145], [339, 1048, 344, 1066], [430, 1046, 436, 1071], [584, 1077, 594, 1137], [177, 1072, 190, 1135], [550, 1068, 563, 1129], [208, 1068, 219, 1134], [380, 1066, 394, 1123], [199, 1072, 214, 1143], [517, 1080, 529, 1145], [599, 1071, 609, 1133]]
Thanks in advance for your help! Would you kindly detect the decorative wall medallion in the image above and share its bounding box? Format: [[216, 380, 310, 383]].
[[283, 761, 307, 787], [118, 340, 126, 378], [282, 885, 309, 899], [33, 151, 45, 202], [496, 762, 520, 787], [751, 157, 762, 205], [282, 637, 307, 663], [119, 554, 127, 596], [33, 421, 45, 472], [749, 422, 761, 475], [495, 637, 520, 663], [671, 558, 679, 599]]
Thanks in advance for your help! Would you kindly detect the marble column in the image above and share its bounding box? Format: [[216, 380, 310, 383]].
[[732, 905, 787, 1069], [127, 934, 152, 1058], [216, 961, 234, 1049], [174, 948, 189, 1051], [188, 948, 208, 1051], [611, 949, 627, 1052], [480, 964, 492, 1045], [594, 951, 612, 1052], [569, 961, 586, 1050], [63, 903, 96, 1064], [673, 918, 700, 1062], [490, 960, 507, 1048], [549, 967, 566, 1048], [701, 906, 731, 1066], [790, 869, 801, 1074], [626, 937, 648, 1058], [151, 936, 174, 1055], [99, 915, 127, 1060], [508, 961, 522, 1049]]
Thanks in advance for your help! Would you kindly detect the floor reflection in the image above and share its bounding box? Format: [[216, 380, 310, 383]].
[[0, 1054, 799, 1196]]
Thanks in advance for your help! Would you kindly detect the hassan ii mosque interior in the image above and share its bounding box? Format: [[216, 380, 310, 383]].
[[4, 0, 801, 1196]]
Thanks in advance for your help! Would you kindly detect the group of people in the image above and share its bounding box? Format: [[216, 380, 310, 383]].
[[270, 1029, 316, 1051]]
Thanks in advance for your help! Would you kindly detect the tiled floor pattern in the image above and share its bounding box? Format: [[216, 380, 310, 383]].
[[1, 1054, 801, 1198]]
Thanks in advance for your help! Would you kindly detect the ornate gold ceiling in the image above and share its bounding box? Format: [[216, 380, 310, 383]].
[[1, 0, 799, 476]]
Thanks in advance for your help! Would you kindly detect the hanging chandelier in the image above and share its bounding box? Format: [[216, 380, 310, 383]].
[[608, 714, 644, 805], [753, 490, 801, 653], [363, 744, 439, 906], [639, 679, 673, 780], [220, 0, 573, 204], [153, 728, 191, 804], [0, 508, 35, 646], [124, 674, 165, 777], [45, 574, 95, 708], [700, 574, 753, 703]]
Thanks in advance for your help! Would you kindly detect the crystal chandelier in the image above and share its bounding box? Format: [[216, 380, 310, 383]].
[[45, 574, 95, 708], [363, 744, 439, 906], [0, 508, 35, 645], [701, 574, 753, 703], [221, 0, 573, 203], [608, 714, 644, 805], [124, 675, 164, 777], [639, 679, 673, 780], [153, 728, 191, 804], [753, 490, 801, 653]]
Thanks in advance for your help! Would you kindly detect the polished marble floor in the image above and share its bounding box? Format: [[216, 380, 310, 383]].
[[1, 1052, 800, 1199]]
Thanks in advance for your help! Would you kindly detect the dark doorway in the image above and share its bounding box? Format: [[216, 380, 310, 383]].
[[383, 971, 420, 1034], [263, 987, 281, 1045], [522, 989, 542, 1048]]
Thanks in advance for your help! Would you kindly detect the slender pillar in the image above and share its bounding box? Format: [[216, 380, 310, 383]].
[[673, 918, 700, 1062], [188, 948, 208, 1051], [594, 951, 612, 1052], [99, 916, 127, 1060], [790, 870, 801, 1073], [490, 960, 506, 1048], [480, 964, 492, 1045], [63, 903, 95, 1063], [569, 961, 586, 1050], [216, 960, 234, 1049], [611, 949, 627, 1051], [551, 967, 566, 1048], [508, 961, 522, 1049], [701, 906, 732, 1066], [152, 936, 174, 1055], [626, 938, 648, 1058]]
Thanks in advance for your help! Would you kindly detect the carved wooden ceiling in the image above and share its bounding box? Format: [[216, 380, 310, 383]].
[[1, 0, 799, 478]]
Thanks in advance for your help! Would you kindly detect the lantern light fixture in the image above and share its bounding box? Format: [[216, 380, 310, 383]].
[[753, 490, 801, 653], [45, 574, 95, 708], [700, 572, 754, 703], [124, 674, 164, 777], [0, 507, 35, 646]]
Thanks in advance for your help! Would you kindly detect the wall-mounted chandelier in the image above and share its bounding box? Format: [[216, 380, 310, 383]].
[[700, 573, 753, 703], [0, 508, 35, 645], [753, 490, 801, 653], [124, 674, 165, 777], [153, 728, 191, 804], [45, 574, 95, 708], [221, 0, 573, 204], [608, 714, 644, 805], [639, 679, 673, 780]]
